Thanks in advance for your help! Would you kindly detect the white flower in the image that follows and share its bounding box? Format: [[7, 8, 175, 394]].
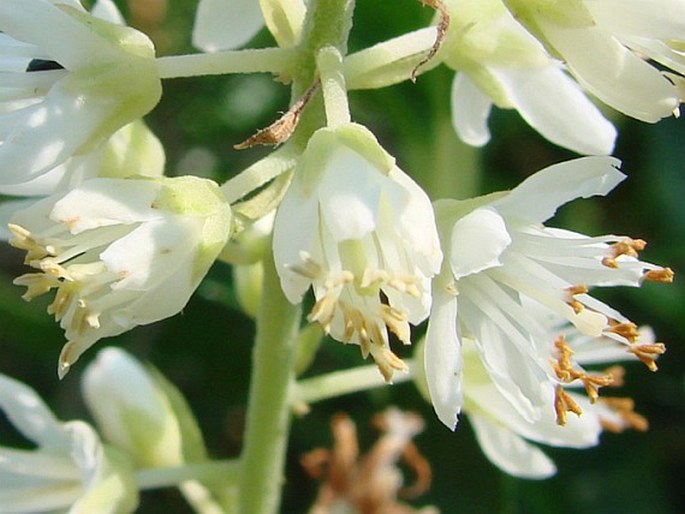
[[0, 0, 161, 186], [460, 339, 601, 479], [0, 373, 137, 513], [425, 156, 672, 428], [503, 0, 683, 121], [273, 123, 442, 381], [192, 0, 306, 50], [460, 328, 651, 479], [9, 176, 233, 378], [441, 0, 616, 155], [82, 347, 207, 469]]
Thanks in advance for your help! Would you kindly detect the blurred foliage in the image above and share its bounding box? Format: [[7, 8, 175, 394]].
[[1, 1, 685, 513]]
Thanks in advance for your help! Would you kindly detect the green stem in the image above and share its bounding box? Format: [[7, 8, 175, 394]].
[[238, 251, 302, 514], [156, 48, 297, 79], [135, 460, 241, 490], [292, 361, 416, 406], [317, 46, 351, 128]]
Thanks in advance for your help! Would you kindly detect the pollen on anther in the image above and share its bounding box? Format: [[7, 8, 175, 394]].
[[643, 267, 674, 283], [608, 322, 639, 343], [554, 385, 583, 426], [628, 342, 666, 372]]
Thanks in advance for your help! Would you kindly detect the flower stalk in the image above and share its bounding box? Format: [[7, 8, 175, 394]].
[[135, 461, 242, 491], [238, 249, 302, 514], [156, 48, 298, 79]]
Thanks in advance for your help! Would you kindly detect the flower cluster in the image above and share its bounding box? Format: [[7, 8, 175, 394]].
[[0, 0, 680, 512]]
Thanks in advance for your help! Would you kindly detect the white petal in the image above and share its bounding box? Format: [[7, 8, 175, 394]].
[[587, 0, 685, 40], [391, 166, 443, 275], [0, 198, 37, 240], [91, 0, 125, 25], [450, 73, 492, 147], [272, 185, 319, 303], [492, 65, 616, 155], [192, 0, 264, 51], [449, 207, 511, 279], [0, 93, 107, 185], [469, 385, 601, 449], [543, 23, 679, 122], [424, 288, 463, 429], [82, 349, 166, 433], [492, 156, 625, 223], [0, 374, 68, 449], [469, 412, 557, 479], [51, 178, 163, 233], [102, 217, 199, 291], [0, 0, 120, 69], [317, 147, 383, 241]]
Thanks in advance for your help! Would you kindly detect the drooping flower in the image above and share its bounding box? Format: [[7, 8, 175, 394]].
[[503, 0, 684, 121], [0, 0, 161, 186], [192, 0, 306, 50], [301, 408, 438, 514], [9, 175, 233, 377], [439, 0, 616, 155], [0, 372, 138, 513], [424, 156, 672, 429], [272, 123, 442, 381]]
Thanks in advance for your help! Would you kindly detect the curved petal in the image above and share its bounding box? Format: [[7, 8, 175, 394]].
[[469, 385, 601, 449], [491, 156, 625, 223], [0, 374, 68, 449], [450, 72, 493, 147], [51, 178, 163, 233], [424, 288, 463, 429], [449, 207, 511, 279], [543, 23, 679, 122], [586, 0, 685, 40], [492, 65, 616, 155], [0, 0, 121, 69], [272, 184, 319, 303], [469, 412, 557, 479]]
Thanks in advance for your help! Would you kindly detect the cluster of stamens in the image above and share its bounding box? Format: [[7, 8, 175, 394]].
[[9, 223, 106, 343], [291, 251, 419, 381], [598, 397, 649, 433], [552, 337, 617, 425], [601, 238, 674, 285]]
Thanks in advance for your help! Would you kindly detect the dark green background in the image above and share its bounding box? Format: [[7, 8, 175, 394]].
[[1, 1, 683, 512]]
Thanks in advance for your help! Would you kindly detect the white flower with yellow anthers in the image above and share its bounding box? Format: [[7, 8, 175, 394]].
[[9, 176, 233, 378], [424, 156, 673, 429], [273, 123, 443, 381], [440, 0, 616, 155], [0, 0, 161, 187], [0, 373, 138, 513], [457, 333, 650, 479], [503, 0, 684, 122]]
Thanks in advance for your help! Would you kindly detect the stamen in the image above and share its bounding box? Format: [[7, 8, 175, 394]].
[[643, 267, 674, 283], [608, 322, 639, 343], [565, 285, 588, 313], [381, 305, 410, 345], [552, 336, 614, 402], [288, 251, 325, 279], [599, 397, 649, 432], [628, 342, 666, 371], [602, 238, 646, 268], [581, 373, 615, 403], [554, 385, 583, 426], [603, 365, 626, 387], [371, 346, 408, 382]]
